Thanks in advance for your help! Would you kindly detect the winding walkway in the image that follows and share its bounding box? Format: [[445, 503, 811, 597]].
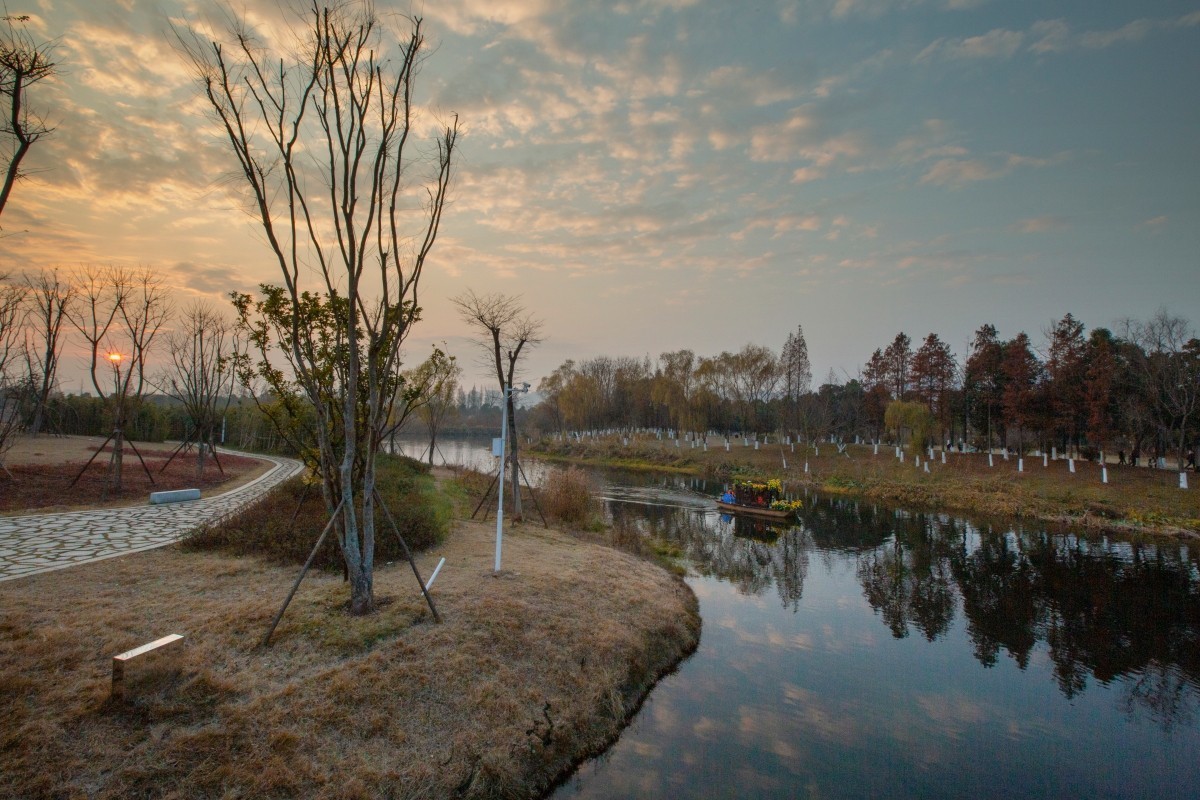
[[0, 453, 304, 583]]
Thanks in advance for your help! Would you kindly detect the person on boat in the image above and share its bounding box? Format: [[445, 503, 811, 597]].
[[721, 490, 735, 504]]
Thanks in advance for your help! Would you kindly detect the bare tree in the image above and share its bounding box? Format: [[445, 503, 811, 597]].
[[21, 266, 74, 434], [159, 302, 239, 478], [452, 290, 543, 518], [0, 270, 26, 474], [0, 12, 55, 223], [181, 2, 457, 614], [66, 266, 170, 491], [1121, 309, 1200, 466]]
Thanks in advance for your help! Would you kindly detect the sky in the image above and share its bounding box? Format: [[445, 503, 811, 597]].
[[2, 0, 1198, 392]]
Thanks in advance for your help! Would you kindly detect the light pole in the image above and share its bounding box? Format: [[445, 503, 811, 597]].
[[495, 381, 530, 573]]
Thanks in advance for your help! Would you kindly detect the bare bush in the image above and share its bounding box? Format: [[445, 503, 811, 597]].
[[540, 466, 596, 524]]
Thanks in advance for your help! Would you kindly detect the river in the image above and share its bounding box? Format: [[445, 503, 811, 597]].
[[392, 435, 1200, 799]]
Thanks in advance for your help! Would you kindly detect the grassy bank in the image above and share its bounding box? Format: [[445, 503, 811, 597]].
[[0, 479, 700, 798], [531, 436, 1200, 538]]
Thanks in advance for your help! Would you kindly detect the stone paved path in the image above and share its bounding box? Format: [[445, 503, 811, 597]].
[[0, 453, 304, 583]]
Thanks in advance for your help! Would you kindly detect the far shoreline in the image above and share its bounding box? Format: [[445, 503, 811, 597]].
[[528, 436, 1200, 540]]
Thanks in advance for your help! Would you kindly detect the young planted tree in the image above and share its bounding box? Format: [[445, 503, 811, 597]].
[[184, 3, 457, 613], [377, 345, 456, 453], [0, 13, 56, 224], [160, 302, 239, 478], [412, 350, 460, 465], [21, 267, 74, 435], [452, 290, 542, 519], [66, 266, 169, 491]]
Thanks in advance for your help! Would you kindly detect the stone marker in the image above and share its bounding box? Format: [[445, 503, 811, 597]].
[[149, 488, 201, 505]]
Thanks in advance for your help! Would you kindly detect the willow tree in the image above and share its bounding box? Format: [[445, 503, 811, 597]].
[[182, 3, 457, 614]]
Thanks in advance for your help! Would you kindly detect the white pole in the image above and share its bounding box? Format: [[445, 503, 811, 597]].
[[495, 386, 509, 573], [1018, 458, 1024, 473], [1102, 467, 1108, 484], [420, 557, 447, 594], [1069, 458, 1075, 473], [1181, 472, 1189, 490]]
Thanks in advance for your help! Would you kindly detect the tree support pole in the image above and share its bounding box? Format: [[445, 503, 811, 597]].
[[68, 432, 117, 487], [262, 499, 344, 647], [373, 488, 441, 623], [158, 433, 195, 473], [123, 436, 156, 485], [516, 459, 548, 528], [470, 471, 500, 520]]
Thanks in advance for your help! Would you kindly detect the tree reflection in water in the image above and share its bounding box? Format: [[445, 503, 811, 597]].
[[609, 487, 1200, 728]]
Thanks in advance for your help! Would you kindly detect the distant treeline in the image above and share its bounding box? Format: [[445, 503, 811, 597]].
[[525, 311, 1199, 461]]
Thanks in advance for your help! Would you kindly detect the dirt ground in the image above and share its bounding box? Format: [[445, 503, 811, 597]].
[[1, 434, 272, 515], [0, 514, 700, 799]]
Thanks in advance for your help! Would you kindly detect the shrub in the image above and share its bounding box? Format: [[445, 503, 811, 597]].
[[183, 454, 448, 569], [540, 466, 596, 524]]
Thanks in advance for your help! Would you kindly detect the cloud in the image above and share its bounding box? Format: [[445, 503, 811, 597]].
[[1011, 215, 1070, 234], [916, 28, 1024, 61], [1028, 19, 1071, 54], [920, 150, 1070, 187], [919, 158, 1002, 186], [920, 11, 1200, 62], [1137, 215, 1168, 233]]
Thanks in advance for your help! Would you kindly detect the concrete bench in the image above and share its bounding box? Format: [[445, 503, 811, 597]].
[[111, 634, 184, 700], [149, 488, 201, 504]]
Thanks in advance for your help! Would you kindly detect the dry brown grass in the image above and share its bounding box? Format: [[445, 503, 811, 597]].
[[539, 466, 597, 525], [533, 436, 1200, 537], [0, 512, 698, 798]]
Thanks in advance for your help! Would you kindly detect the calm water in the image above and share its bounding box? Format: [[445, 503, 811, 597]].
[[394, 437, 1200, 798]]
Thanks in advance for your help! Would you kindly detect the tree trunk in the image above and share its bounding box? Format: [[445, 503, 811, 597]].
[[508, 391, 522, 519], [110, 429, 124, 492], [195, 436, 206, 479]]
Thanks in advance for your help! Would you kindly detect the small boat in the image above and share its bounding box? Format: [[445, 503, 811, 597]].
[[716, 478, 802, 519], [716, 500, 793, 519]]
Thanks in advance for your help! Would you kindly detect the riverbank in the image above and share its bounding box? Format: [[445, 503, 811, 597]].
[[530, 436, 1200, 538], [0, 512, 699, 797]]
